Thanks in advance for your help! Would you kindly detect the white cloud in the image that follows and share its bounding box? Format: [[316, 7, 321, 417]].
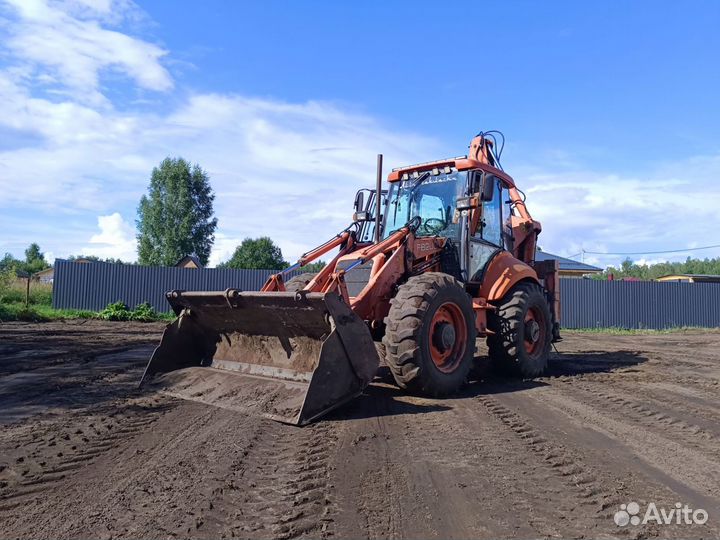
[[83, 212, 136, 260], [0, 1, 440, 264], [1, 0, 171, 105], [1, 0, 719, 272], [511, 159, 720, 268], [0, 85, 439, 262]]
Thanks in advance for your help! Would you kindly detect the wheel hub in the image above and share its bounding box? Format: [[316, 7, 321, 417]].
[[433, 322, 456, 352], [428, 302, 467, 373], [525, 319, 540, 343]]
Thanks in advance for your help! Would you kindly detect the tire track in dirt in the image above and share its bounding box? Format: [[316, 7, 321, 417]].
[[232, 421, 339, 539], [528, 384, 720, 523], [552, 367, 720, 408], [335, 385, 610, 539], [554, 379, 720, 451], [477, 393, 621, 533], [2, 400, 250, 538], [636, 380, 720, 424], [0, 346, 157, 425], [394, 402, 566, 538], [0, 396, 174, 512], [346, 397, 411, 540], [480, 386, 720, 539]]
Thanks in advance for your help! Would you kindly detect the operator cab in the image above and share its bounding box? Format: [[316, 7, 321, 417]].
[[384, 168, 465, 241], [383, 164, 515, 284]]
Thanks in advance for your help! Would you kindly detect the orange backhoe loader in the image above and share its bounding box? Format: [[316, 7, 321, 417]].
[[140, 132, 560, 425]]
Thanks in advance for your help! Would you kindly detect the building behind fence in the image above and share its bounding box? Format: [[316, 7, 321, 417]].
[[52, 259, 720, 329]]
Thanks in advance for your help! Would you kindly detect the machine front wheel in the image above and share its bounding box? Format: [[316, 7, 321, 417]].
[[383, 273, 477, 396]]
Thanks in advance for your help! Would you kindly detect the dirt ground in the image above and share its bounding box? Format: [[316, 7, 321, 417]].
[[1, 320, 719, 539]]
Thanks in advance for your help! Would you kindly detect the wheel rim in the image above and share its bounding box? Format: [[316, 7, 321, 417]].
[[524, 306, 547, 357], [429, 302, 468, 373]]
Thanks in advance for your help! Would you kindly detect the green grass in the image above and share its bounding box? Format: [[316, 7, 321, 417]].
[[0, 300, 174, 323], [566, 326, 718, 335], [0, 280, 53, 306], [0, 302, 97, 322], [0, 278, 175, 322]]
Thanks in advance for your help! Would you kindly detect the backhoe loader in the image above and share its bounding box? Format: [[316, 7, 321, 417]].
[[141, 132, 560, 425]]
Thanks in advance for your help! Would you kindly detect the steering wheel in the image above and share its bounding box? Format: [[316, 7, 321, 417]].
[[420, 217, 447, 235]]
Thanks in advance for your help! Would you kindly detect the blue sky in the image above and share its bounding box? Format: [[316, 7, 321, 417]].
[[1, 0, 719, 268]]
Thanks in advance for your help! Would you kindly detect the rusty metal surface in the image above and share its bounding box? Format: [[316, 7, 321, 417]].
[[140, 291, 379, 425]]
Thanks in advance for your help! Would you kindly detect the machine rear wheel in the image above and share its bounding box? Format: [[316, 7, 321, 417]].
[[383, 273, 476, 396], [285, 272, 316, 292], [487, 281, 551, 377]]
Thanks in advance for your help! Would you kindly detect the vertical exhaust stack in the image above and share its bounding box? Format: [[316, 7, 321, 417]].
[[375, 153, 383, 244]]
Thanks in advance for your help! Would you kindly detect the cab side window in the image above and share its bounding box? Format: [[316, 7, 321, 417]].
[[468, 175, 504, 282], [477, 178, 503, 246], [501, 184, 514, 251]]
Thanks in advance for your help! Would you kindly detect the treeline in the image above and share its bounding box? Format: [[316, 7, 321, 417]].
[[217, 237, 325, 272], [593, 256, 720, 280], [0, 245, 132, 276], [1, 243, 52, 275]]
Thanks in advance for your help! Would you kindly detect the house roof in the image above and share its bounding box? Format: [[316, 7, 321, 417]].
[[657, 274, 720, 282], [175, 255, 203, 268], [535, 251, 602, 273]]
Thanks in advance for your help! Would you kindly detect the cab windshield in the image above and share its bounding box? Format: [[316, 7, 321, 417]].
[[384, 170, 467, 239]]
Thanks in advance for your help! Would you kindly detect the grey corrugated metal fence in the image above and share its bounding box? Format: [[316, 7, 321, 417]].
[[560, 279, 720, 329], [52, 260, 720, 328], [52, 260, 303, 313]]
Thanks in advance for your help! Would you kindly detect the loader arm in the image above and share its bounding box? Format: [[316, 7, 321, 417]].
[[260, 227, 359, 293], [319, 224, 415, 307]]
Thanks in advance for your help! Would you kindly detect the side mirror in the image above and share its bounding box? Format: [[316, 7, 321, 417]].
[[481, 174, 496, 202], [354, 191, 365, 211], [455, 195, 478, 212]]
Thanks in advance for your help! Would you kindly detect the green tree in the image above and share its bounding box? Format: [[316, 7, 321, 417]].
[[218, 237, 288, 270], [136, 157, 218, 266], [0, 253, 20, 272], [25, 243, 43, 263], [23, 243, 50, 274], [67, 255, 132, 264], [594, 256, 720, 280], [0, 246, 50, 276], [301, 260, 327, 273]]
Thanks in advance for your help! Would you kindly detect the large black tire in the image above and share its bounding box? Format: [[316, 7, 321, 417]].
[[284, 272, 316, 292], [383, 273, 477, 396], [487, 281, 552, 378]]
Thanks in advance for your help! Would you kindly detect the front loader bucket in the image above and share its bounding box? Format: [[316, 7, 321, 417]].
[[140, 290, 379, 425]]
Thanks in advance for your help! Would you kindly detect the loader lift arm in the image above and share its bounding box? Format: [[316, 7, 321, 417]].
[[260, 225, 359, 293]]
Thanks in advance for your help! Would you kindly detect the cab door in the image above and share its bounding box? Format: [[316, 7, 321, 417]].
[[468, 174, 504, 282]]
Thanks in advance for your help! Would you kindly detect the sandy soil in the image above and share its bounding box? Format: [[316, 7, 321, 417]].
[[1, 320, 719, 539]]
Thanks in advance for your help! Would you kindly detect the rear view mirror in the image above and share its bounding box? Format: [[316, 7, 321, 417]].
[[481, 174, 496, 202], [354, 190, 365, 211], [456, 195, 478, 211]]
